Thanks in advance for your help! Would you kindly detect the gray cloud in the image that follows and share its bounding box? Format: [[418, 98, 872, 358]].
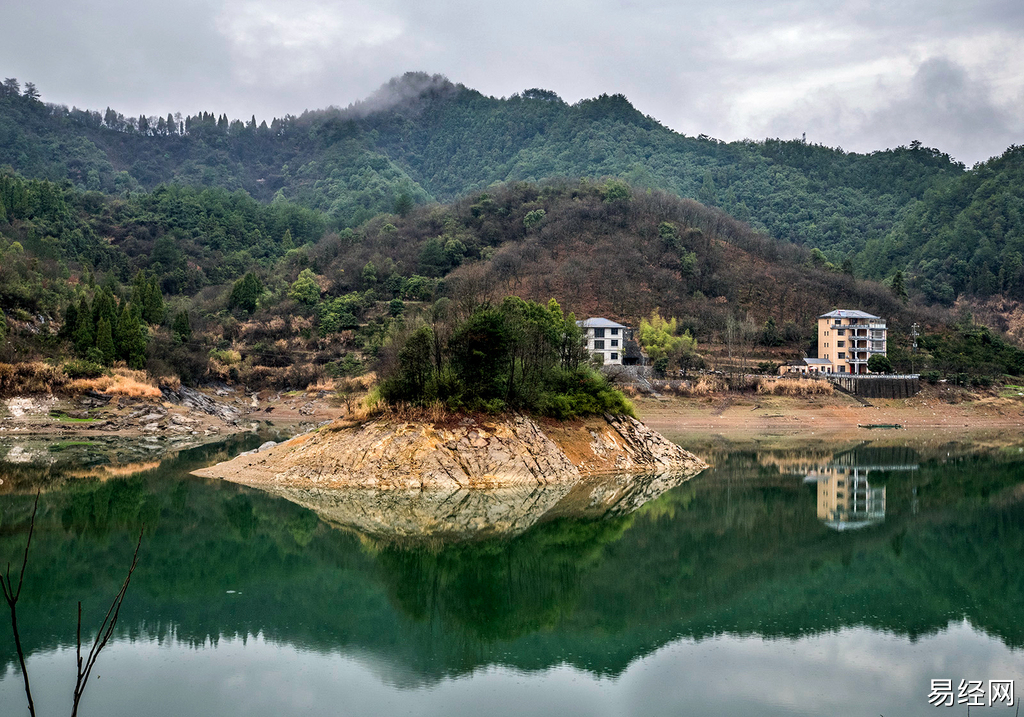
[[0, 0, 1021, 163]]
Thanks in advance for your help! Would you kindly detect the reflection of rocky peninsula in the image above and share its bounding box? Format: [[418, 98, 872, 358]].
[[260, 470, 694, 543]]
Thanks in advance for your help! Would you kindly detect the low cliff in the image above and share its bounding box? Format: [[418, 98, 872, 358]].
[[192, 413, 706, 491]]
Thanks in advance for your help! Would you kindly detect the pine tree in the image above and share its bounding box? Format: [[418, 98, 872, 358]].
[[228, 272, 263, 313], [117, 304, 148, 369], [96, 317, 115, 365], [171, 311, 191, 343], [891, 270, 908, 302], [73, 297, 95, 356], [60, 300, 78, 340], [144, 275, 165, 324]]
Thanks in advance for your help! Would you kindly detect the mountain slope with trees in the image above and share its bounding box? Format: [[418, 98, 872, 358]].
[[1, 73, 972, 288]]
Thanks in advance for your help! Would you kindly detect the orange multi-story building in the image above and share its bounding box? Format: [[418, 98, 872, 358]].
[[782, 309, 889, 375], [817, 309, 888, 375]]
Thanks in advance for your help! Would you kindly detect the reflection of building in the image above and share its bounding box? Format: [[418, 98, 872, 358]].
[[803, 447, 918, 531], [812, 469, 886, 531]]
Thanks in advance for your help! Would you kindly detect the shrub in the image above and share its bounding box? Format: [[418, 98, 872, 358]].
[[63, 359, 105, 379]]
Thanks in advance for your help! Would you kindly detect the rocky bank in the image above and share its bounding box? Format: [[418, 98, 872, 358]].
[[192, 413, 707, 490]]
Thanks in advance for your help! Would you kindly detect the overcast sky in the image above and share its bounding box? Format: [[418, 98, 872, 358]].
[[2, 0, 1021, 165]]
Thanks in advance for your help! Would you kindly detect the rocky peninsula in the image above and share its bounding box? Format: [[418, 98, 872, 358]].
[[192, 412, 707, 490]]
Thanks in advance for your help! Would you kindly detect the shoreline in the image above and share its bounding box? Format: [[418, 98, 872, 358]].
[[634, 385, 1024, 434]]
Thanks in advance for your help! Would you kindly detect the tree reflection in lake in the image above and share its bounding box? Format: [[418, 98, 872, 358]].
[[1, 434, 1023, 715]]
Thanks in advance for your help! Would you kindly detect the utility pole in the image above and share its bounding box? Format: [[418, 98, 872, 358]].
[[910, 323, 919, 374]]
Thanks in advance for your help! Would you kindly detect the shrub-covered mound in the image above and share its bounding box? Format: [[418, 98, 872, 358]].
[[375, 297, 634, 419]]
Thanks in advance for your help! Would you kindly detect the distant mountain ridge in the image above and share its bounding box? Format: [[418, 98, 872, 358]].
[[1, 72, 1021, 304]]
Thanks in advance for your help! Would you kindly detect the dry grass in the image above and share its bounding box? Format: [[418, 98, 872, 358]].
[[361, 399, 454, 425], [756, 377, 835, 396], [0, 362, 69, 395], [337, 373, 376, 391], [653, 376, 726, 397], [68, 368, 163, 399], [305, 378, 335, 394]]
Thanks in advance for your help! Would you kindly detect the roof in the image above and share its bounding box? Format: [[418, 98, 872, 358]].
[[576, 317, 628, 329], [804, 358, 832, 365], [819, 309, 881, 320]]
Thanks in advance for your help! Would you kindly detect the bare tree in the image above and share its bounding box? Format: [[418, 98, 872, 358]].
[[2, 492, 143, 717]]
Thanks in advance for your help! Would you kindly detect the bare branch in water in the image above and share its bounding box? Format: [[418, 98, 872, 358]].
[[71, 527, 144, 717], [0, 491, 40, 717], [1, 492, 144, 717]]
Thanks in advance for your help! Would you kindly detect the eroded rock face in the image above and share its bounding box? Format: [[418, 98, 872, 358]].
[[194, 414, 588, 490], [193, 413, 706, 491]]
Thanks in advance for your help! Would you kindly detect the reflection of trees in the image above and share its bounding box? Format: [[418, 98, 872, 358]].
[[372, 517, 631, 641], [1, 443, 1023, 682]]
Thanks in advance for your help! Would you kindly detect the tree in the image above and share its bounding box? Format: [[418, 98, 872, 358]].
[[171, 311, 192, 343], [361, 261, 378, 288], [697, 169, 717, 206], [868, 354, 894, 374], [523, 209, 546, 229], [288, 268, 321, 306], [117, 305, 148, 369], [72, 298, 95, 356], [761, 317, 782, 347], [228, 272, 263, 313], [890, 270, 908, 302], [393, 192, 414, 217], [21, 83, 39, 101], [95, 317, 115, 365]]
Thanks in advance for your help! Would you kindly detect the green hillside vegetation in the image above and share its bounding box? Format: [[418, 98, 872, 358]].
[[860, 145, 1024, 304], [9, 71, 1007, 308], [5, 162, 1021, 388]]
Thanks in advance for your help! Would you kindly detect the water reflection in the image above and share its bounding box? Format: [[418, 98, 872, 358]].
[[264, 471, 695, 543], [2, 434, 1024, 717], [803, 447, 919, 531]]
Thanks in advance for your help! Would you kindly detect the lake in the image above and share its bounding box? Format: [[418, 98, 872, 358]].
[[1, 430, 1022, 716]]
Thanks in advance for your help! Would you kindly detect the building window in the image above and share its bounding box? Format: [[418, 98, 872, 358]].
[[594, 340, 605, 350], [611, 339, 618, 347], [838, 352, 846, 359], [610, 352, 618, 361], [610, 328, 619, 335], [834, 319, 841, 325], [839, 366, 846, 373], [837, 341, 845, 348], [837, 329, 845, 336], [593, 328, 605, 338]]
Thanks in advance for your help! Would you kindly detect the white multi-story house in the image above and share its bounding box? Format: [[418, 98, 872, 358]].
[[576, 317, 628, 365]]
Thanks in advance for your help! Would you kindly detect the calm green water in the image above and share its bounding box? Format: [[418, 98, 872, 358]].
[[1, 432, 1022, 716]]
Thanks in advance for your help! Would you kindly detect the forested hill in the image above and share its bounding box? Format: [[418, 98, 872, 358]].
[[0, 74, 966, 268]]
